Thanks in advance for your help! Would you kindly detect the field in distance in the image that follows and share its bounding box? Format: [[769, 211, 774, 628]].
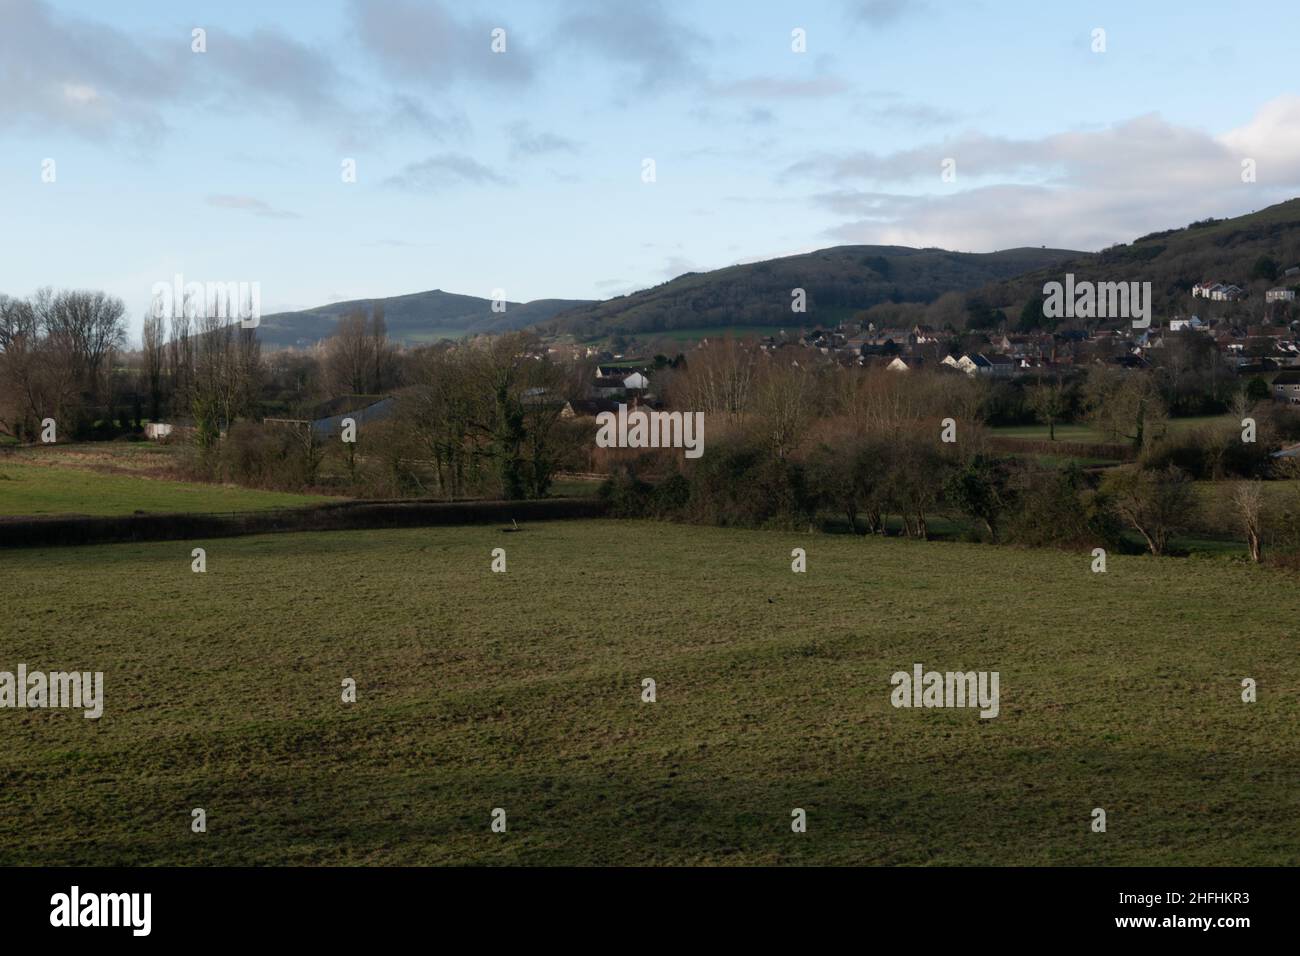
[[0, 444, 340, 516], [2, 520, 1296, 865], [990, 414, 1232, 444]]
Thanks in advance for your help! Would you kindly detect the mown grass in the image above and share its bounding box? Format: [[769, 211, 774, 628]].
[[1, 520, 1297, 866], [0, 460, 340, 516], [992, 415, 1233, 444]]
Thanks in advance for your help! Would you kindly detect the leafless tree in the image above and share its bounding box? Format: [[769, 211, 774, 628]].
[[1101, 465, 1196, 556], [325, 311, 375, 396], [675, 337, 758, 421], [754, 361, 815, 460], [1232, 480, 1265, 563], [46, 289, 126, 403], [142, 311, 166, 421]]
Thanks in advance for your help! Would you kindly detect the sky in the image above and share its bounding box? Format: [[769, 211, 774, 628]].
[[3, 0, 1300, 340]]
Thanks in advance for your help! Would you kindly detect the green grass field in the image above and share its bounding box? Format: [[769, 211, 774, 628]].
[[583, 323, 849, 347], [0, 460, 340, 516], [2, 520, 1297, 866], [992, 415, 1232, 444], [632, 325, 796, 343]]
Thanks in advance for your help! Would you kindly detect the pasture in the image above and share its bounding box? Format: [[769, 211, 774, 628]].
[[1, 520, 1296, 865]]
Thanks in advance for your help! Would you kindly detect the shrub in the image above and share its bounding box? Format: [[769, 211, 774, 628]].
[[679, 438, 814, 529], [597, 469, 656, 517], [1099, 465, 1197, 556], [1002, 465, 1123, 550]]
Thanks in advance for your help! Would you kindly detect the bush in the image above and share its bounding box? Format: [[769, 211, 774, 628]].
[[1139, 428, 1215, 478], [597, 469, 656, 517], [681, 439, 813, 529], [1140, 425, 1274, 480], [1002, 465, 1123, 550], [219, 422, 324, 491]]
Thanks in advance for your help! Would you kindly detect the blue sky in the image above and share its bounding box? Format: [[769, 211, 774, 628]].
[[2, 0, 1299, 339]]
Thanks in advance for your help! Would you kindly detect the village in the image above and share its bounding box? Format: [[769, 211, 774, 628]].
[[532, 277, 1300, 417]]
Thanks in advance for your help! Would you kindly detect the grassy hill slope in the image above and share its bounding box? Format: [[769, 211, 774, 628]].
[[540, 245, 1081, 339], [257, 290, 593, 348], [972, 197, 1300, 325]]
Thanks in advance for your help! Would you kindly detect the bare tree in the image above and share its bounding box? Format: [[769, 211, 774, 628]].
[[675, 337, 758, 421], [1232, 480, 1265, 563], [1101, 465, 1196, 556], [1085, 368, 1167, 451], [46, 289, 126, 403], [142, 312, 166, 421], [754, 361, 815, 460], [369, 303, 392, 392], [324, 312, 375, 396], [167, 308, 193, 417], [0, 290, 89, 438]]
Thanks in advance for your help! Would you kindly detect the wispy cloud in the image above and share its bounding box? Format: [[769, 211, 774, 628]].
[[713, 74, 851, 99], [382, 154, 512, 191], [351, 0, 534, 90], [209, 27, 350, 121], [555, 0, 711, 92], [847, 0, 929, 26], [206, 195, 301, 219], [507, 121, 581, 160]]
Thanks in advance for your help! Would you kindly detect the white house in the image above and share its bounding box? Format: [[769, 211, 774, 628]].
[[1266, 288, 1296, 303], [622, 372, 650, 391], [144, 422, 173, 440]]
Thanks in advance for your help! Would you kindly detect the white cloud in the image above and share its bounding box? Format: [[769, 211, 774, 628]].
[[793, 96, 1300, 251]]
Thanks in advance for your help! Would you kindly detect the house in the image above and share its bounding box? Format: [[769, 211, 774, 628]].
[[592, 376, 627, 397], [886, 356, 922, 372], [144, 422, 173, 440], [1266, 288, 1297, 303], [953, 353, 987, 376], [1169, 316, 1206, 332], [1271, 370, 1300, 404], [596, 363, 650, 379], [871, 327, 911, 346], [622, 371, 650, 392], [1004, 334, 1040, 358], [1193, 281, 1245, 302], [984, 353, 1016, 377]]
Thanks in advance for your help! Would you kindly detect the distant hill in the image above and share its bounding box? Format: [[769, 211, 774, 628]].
[[968, 197, 1300, 328], [255, 199, 1300, 348], [256, 290, 593, 348], [538, 245, 1082, 339]]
